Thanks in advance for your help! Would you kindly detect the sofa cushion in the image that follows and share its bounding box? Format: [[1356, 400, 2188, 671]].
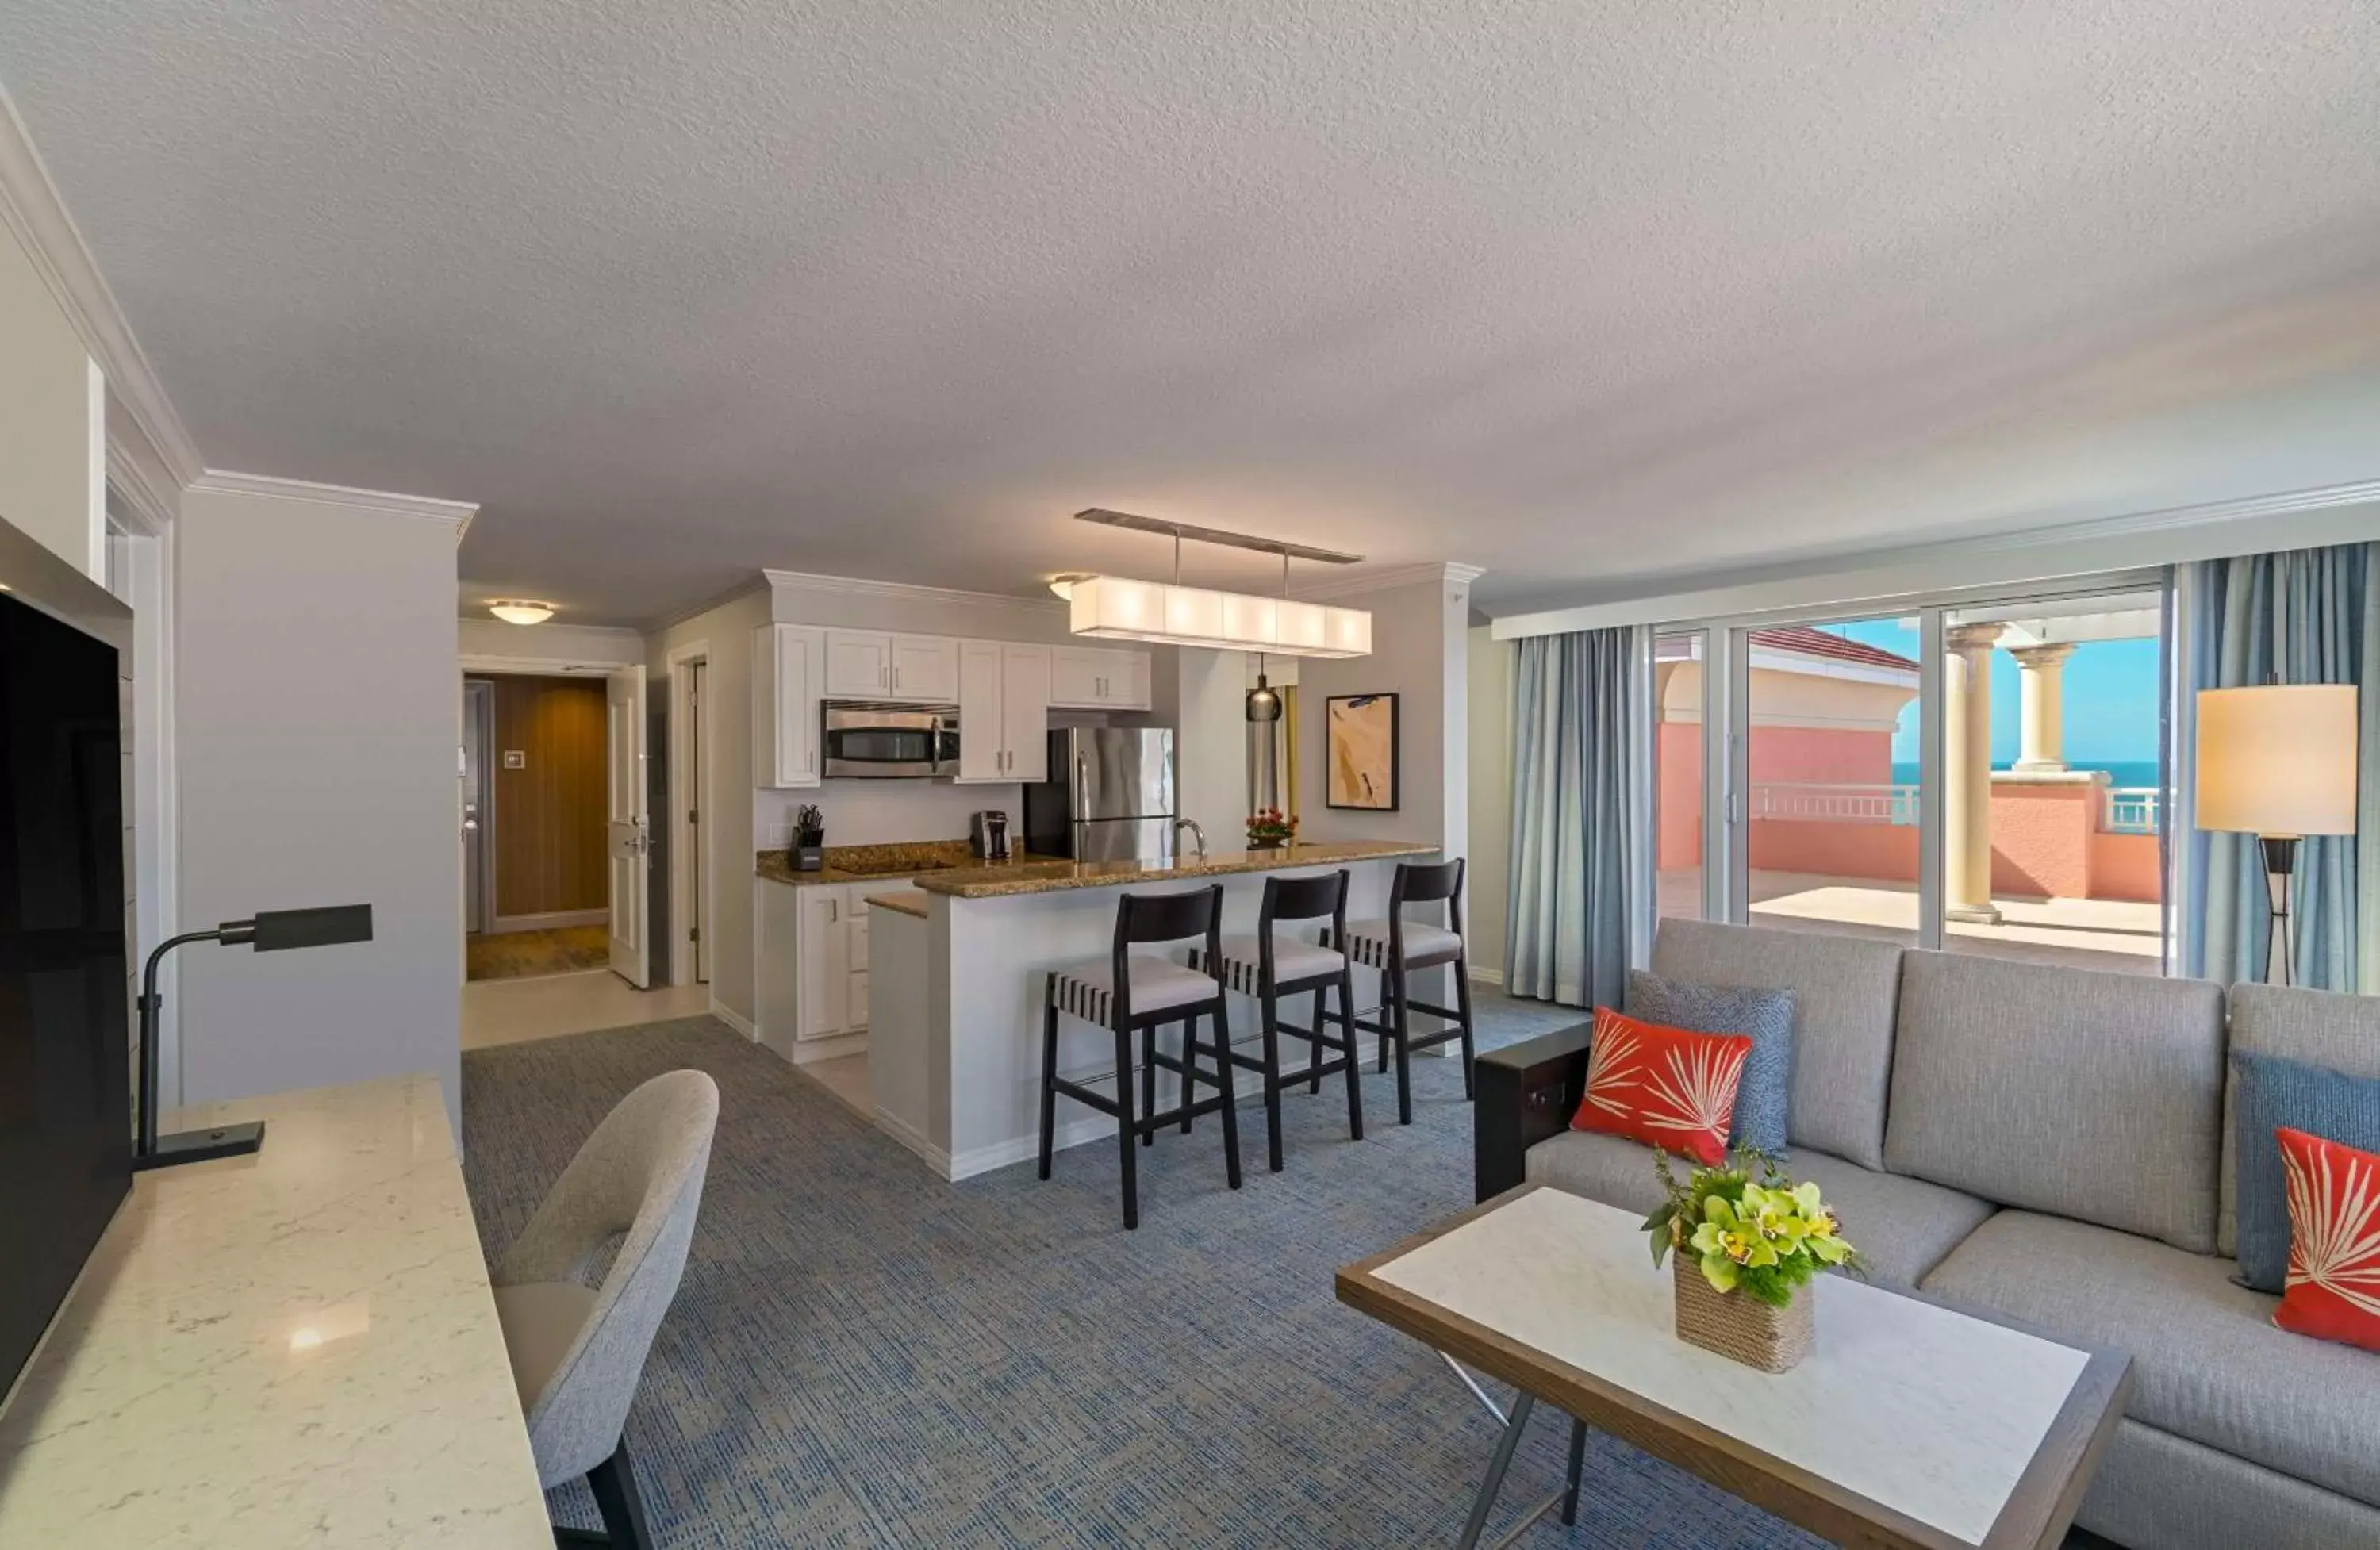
[[1626, 969, 1792, 1153], [2078, 1419, 2380, 1550], [1921, 1210, 2380, 1510], [1572, 1007, 1750, 1166], [1524, 1132, 1993, 1290], [2223, 983, 2380, 1255], [2233, 1050, 2380, 1291], [1884, 950, 2226, 1252], [1650, 919, 1905, 1168]]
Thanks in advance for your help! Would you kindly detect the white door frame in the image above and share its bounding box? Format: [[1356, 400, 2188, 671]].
[[606, 665, 652, 987], [665, 640, 712, 987]]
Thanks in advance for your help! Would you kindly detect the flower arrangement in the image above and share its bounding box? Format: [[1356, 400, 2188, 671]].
[[1245, 808, 1297, 848], [1643, 1149, 1860, 1306]]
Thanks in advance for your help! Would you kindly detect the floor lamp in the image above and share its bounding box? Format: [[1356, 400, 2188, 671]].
[[135, 904, 375, 1171], [2194, 686, 2359, 987]]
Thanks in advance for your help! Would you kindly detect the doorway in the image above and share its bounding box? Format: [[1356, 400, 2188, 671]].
[[463, 671, 616, 982], [666, 643, 712, 988]]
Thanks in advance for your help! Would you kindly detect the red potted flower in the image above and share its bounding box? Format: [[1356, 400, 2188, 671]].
[[1246, 808, 1296, 850]]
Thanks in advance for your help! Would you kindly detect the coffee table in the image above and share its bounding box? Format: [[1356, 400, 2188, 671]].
[[1338, 1184, 2132, 1550]]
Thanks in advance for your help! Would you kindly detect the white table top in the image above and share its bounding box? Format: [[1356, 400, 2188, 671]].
[[0, 1076, 551, 1548], [1371, 1187, 2091, 1548]]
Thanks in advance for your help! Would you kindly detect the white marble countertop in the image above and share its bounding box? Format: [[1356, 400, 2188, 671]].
[[0, 1075, 551, 1548]]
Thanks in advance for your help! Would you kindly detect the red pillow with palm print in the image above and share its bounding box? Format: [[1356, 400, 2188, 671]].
[[1570, 1006, 1752, 1167], [2274, 1126, 2380, 1355]]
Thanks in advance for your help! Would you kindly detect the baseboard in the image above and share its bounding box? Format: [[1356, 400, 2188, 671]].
[[708, 999, 758, 1039], [949, 1116, 1115, 1182], [875, 1106, 956, 1176], [1468, 965, 1503, 986], [788, 1030, 868, 1065], [492, 908, 608, 932]]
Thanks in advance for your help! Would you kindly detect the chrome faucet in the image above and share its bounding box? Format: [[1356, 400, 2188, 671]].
[[1173, 818, 1207, 865]]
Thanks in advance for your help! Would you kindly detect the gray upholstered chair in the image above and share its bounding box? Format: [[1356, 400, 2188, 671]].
[[491, 1069, 720, 1550]]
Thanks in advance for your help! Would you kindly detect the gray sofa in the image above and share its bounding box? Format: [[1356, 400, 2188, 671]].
[[1472, 917, 2380, 1550]]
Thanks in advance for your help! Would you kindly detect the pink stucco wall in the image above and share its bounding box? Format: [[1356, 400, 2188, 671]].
[[1658, 722, 1702, 869], [1749, 726, 1894, 785], [1988, 784, 2096, 899], [1750, 818, 1919, 879], [2090, 831, 2164, 903]]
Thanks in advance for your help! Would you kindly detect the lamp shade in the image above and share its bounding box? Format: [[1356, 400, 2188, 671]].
[[2195, 685, 2360, 837]]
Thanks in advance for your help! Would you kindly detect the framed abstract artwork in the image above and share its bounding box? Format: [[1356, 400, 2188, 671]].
[[1326, 693, 1399, 811]]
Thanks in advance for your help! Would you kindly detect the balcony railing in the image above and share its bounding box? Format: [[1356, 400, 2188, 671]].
[[2105, 787, 2160, 834], [1749, 782, 1919, 826]]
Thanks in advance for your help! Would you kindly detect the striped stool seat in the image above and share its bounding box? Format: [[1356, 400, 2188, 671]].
[[1186, 934, 1345, 996], [1050, 954, 1218, 1028], [1335, 919, 1464, 970]]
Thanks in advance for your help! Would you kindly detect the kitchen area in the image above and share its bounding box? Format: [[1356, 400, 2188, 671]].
[[735, 518, 1480, 1181]]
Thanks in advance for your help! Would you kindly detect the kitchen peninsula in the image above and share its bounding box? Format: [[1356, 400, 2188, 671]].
[[863, 839, 1439, 1180]]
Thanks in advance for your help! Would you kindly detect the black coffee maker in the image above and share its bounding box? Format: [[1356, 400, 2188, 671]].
[[969, 809, 1011, 861]]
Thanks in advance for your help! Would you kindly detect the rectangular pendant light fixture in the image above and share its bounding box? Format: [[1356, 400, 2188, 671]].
[[1064, 508, 1372, 658], [1069, 577, 1371, 658]]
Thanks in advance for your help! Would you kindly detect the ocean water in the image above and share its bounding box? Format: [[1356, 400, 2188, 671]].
[[1891, 760, 2161, 788]]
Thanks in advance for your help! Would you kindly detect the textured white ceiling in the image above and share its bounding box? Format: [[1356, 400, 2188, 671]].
[[6, 2, 2380, 623]]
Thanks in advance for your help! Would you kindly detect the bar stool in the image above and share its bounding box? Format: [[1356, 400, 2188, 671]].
[[1038, 884, 1241, 1230], [1184, 869, 1364, 1172], [1332, 858, 1475, 1126]]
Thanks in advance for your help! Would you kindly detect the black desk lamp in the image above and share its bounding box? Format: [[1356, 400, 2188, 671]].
[[134, 904, 375, 1171]]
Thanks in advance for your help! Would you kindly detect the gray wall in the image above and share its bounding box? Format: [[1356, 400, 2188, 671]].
[[1297, 571, 1472, 857], [0, 210, 100, 577], [176, 485, 463, 1130]]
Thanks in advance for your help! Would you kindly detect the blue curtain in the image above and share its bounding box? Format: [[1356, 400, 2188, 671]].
[[1505, 627, 1646, 1007], [2183, 543, 2380, 989]]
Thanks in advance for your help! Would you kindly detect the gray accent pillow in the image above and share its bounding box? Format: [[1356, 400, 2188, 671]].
[[2233, 1049, 2380, 1293], [1626, 969, 1793, 1154]]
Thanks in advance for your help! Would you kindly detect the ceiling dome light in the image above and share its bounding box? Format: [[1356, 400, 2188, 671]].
[[1047, 574, 1094, 601], [489, 600, 556, 626]]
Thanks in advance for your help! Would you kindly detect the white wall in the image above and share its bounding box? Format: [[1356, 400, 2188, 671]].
[[1465, 626, 1514, 977], [0, 214, 101, 577], [1170, 647, 1250, 846], [175, 483, 464, 1129], [458, 616, 645, 665], [1296, 570, 1475, 857]]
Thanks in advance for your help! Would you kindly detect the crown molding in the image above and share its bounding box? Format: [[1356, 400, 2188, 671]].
[[104, 425, 178, 537], [760, 567, 1067, 615], [1293, 561, 1485, 600], [0, 83, 205, 490], [648, 577, 771, 633], [188, 470, 478, 538], [1491, 476, 2380, 639]]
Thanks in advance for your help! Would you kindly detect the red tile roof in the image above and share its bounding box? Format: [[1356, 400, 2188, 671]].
[[1750, 625, 1918, 673]]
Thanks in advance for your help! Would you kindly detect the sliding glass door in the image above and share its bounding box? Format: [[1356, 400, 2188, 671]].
[[1668, 570, 2173, 975]]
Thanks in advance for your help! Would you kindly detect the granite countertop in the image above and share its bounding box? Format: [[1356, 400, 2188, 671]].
[[0, 1076, 551, 1548], [754, 839, 1061, 887], [866, 889, 931, 919], [913, 839, 1439, 898]]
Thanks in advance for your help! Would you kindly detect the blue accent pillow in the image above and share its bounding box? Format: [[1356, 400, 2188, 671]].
[[1626, 969, 1793, 1155], [2233, 1049, 2380, 1293]]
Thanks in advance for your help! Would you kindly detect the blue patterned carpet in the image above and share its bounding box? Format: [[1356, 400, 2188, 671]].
[[459, 990, 1837, 1548]]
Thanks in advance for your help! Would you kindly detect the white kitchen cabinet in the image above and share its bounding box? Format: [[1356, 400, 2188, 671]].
[[794, 886, 852, 1041], [752, 623, 824, 788], [889, 634, 959, 700], [956, 639, 1052, 782], [1049, 645, 1152, 711], [823, 629, 959, 701], [823, 631, 893, 698]]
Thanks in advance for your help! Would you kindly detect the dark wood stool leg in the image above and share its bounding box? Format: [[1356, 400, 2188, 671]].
[[1037, 987, 1059, 1180], [1177, 1019, 1196, 1134], [1305, 984, 1323, 1093], [1259, 983, 1284, 1172], [1209, 1001, 1242, 1189], [1338, 969, 1365, 1141], [1140, 1024, 1158, 1146], [1392, 964, 1415, 1126], [1376, 961, 1392, 1073], [1454, 953, 1478, 1101], [1114, 1022, 1139, 1230], [586, 1439, 656, 1550]]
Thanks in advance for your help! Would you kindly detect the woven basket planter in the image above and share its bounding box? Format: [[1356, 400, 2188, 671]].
[[1672, 1254, 1814, 1374]]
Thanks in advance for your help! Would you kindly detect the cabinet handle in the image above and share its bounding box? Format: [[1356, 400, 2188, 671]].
[[830, 897, 839, 923]]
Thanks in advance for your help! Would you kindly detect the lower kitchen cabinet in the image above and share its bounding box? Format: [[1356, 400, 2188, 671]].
[[756, 880, 899, 1061]]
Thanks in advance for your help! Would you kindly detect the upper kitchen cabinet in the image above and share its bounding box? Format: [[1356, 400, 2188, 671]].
[[823, 629, 960, 702], [1050, 645, 1152, 710], [956, 641, 1052, 782], [754, 623, 824, 788]]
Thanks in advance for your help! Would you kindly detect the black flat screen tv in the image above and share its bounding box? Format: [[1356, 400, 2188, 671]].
[[0, 557, 131, 1406]]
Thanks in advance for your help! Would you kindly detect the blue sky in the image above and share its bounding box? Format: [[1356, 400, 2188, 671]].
[[1821, 620, 2162, 769]]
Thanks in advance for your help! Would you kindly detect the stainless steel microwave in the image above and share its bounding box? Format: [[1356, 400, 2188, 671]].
[[821, 701, 959, 778]]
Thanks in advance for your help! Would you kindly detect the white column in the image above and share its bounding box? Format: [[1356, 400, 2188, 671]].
[[1944, 624, 2002, 925], [2010, 643, 2076, 774]]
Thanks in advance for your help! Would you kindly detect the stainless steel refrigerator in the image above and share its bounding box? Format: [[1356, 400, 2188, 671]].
[[1023, 727, 1177, 861]]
